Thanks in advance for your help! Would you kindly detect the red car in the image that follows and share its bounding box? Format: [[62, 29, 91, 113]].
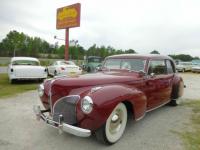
[[34, 54, 184, 144]]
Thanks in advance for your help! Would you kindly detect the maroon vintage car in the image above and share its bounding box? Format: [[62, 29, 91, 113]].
[[33, 54, 184, 144]]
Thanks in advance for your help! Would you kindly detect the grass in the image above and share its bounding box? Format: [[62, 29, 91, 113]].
[[0, 73, 39, 98], [175, 100, 200, 150]]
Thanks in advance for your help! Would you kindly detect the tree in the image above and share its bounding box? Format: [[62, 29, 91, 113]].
[[169, 54, 193, 61], [125, 49, 137, 54], [150, 50, 160, 54]]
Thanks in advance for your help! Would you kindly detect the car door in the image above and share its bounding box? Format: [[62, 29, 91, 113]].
[[145, 59, 174, 110]]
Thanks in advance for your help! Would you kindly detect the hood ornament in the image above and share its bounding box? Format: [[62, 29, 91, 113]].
[[91, 86, 102, 93]]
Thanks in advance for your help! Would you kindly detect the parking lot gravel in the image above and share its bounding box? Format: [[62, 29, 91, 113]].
[[0, 73, 199, 150]]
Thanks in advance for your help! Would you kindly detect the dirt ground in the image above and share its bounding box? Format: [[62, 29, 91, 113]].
[[0, 72, 199, 150]]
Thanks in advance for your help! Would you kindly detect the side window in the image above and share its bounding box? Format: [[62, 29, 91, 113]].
[[166, 60, 174, 74], [148, 60, 167, 75]]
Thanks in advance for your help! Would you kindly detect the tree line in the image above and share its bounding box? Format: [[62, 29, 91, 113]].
[[0, 30, 199, 61]]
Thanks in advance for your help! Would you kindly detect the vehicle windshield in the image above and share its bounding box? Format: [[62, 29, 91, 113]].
[[88, 57, 101, 63], [103, 58, 146, 72], [12, 60, 39, 66], [60, 61, 75, 65]]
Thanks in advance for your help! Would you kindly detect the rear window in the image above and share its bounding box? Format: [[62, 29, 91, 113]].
[[12, 60, 39, 66]]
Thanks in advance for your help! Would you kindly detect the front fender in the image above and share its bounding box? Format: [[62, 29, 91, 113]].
[[76, 84, 147, 131]]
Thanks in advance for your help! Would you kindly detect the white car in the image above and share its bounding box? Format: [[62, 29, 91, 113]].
[[8, 57, 47, 83], [192, 65, 200, 73], [47, 60, 82, 76], [176, 62, 193, 72]]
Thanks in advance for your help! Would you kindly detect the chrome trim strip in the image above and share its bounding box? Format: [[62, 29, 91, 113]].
[[136, 99, 171, 121], [135, 113, 146, 121], [52, 95, 80, 114], [146, 100, 170, 112]]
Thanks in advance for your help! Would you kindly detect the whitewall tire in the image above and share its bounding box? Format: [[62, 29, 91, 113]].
[[96, 103, 127, 144]]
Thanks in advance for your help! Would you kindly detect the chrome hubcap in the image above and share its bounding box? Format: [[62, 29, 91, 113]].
[[109, 109, 123, 134]]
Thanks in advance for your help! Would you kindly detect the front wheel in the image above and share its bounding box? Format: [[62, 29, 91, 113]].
[[95, 103, 127, 145]]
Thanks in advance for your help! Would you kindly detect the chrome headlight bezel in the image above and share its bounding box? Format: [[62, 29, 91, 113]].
[[38, 84, 44, 97], [81, 96, 93, 114]]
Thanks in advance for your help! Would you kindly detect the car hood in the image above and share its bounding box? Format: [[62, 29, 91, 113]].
[[43, 71, 141, 107], [51, 71, 140, 87]]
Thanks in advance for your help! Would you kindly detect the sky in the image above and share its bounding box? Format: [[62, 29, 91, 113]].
[[0, 0, 200, 57]]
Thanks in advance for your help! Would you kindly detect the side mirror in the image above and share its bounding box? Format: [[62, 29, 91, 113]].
[[138, 70, 146, 77]]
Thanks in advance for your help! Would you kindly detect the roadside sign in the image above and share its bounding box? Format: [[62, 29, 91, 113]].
[[56, 3, 81, 60], [56, 3, 81, 29]]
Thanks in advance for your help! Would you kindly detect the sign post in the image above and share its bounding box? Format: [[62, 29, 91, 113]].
[[56, 3, 81, 60]]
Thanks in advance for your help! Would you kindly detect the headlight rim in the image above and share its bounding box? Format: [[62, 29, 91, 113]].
[[81, 96, 93, 114]]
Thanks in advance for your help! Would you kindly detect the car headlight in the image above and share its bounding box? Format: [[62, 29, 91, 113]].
[[38, 84, 44, 97], [81, 96, 93, 114]]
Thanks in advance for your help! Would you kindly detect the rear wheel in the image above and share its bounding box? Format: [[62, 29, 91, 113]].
[[169, 81, 184, 106], [96, 103, 127, 145]]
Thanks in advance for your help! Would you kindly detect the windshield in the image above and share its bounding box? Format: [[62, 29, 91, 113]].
[[12, 60, 39, 66], [103, 58, 146, 72], [88, 57, 101, 63]]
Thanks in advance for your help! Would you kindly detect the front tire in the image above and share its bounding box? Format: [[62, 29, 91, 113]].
[[96, 103, 127, 145]]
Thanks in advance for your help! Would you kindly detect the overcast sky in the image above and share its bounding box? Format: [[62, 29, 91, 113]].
[[0, 0, 200, 56]]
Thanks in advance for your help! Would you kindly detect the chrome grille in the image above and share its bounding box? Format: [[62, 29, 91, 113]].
[[52, 95, 80, 125]]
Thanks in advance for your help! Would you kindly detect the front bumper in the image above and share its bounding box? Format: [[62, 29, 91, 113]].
[[33, 105, 91, 137]]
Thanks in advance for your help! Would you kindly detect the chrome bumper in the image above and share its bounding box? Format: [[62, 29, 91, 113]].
[[33, 105, 91, 137]]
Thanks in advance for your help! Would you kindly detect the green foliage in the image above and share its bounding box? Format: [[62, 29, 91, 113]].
[[0, 30, 52, 57], [0, 30, 198, 62], [150, 50, 160, 54], [169, 54, 193, 61], [0, 30, 138, 59]]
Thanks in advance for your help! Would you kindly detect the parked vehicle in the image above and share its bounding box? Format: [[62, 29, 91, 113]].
[[33, 54, 184, 144], [8, 57, 47, 83], [82, 56, 102, 72], [192, 65, 200, 73], [176, 62, 193, 72], [47, 60, 82, 76]]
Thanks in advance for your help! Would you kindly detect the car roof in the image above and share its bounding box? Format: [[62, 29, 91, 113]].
[[11, 57, 39, 62], [107, 54, 173, 60]]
